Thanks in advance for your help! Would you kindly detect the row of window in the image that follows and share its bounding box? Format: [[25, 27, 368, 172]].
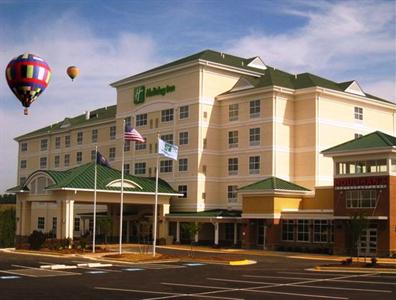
[[135, 106, 189, 128], [175, 185, 237, 203], [336, 159, 388, 175], [228, 100, 261, 121], [282, 220, 334, 243], [37, 216, 82, 232], [228, 128, 261, 148], [228, 156, 261, 175]]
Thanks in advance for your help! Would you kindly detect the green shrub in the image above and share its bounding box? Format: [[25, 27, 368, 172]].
[[28, 231, 47, 250], [0, 208, 16, 247]]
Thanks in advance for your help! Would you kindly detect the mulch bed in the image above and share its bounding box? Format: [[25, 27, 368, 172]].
[[322, 261, 396, 269]]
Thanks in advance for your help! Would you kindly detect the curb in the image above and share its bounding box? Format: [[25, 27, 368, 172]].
[[313, 266, 396, 274], [0, 248, 77, 258]]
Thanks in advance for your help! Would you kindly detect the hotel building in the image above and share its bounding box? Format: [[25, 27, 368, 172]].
[[10, 50, 396, 255]]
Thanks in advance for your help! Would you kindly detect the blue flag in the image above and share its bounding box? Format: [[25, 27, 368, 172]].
[[96, 151, 110, 167]]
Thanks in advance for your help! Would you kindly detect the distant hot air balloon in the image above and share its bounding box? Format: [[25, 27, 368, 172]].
[[5, 53, 51, 115], [67, 66, 79, 81]]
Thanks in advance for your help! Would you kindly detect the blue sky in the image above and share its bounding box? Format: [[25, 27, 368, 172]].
[[0, 0, 395, 193]]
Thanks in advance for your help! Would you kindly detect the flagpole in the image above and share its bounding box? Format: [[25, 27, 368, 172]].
[[153, 134, 160, 257], [119, 120, 125, 255], [93, 146, 98, 253]]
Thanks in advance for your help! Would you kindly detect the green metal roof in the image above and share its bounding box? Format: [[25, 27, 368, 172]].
[[15, 105, 117, 140], [167, 209, 241, 218], [239, 177, 310, 192], [322, 131, 396, 155], [17, 162, 178, 195]]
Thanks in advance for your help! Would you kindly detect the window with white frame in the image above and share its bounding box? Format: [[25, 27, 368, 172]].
[[92, 129, 98, 143], [161, 109, 174, 122], [110, 126, 116, 140], [40, 157, 47, 169], [136, 114, 147, 127], [54, 155, 60, 168], [228, 158, 238, 175], [40, 139, 48, 151], [179, 105, 189, 119], [297, 220, 310, 242], [313, 220, 329, 243], [346, 190, 377, 208], [354, 106, 363, 120], [76, 152, 82, 164], [77, 132, 83, 145], [160, 160, 173, 173], [179, 158, 188, 172], [37, 217, 45, 230], [282, 220, 294, 241], [134, 162, 146, 175], [336, 159, 387, 175], [249, 128, 260, 146], [55, 137, 61, 149], [64, 154, 70, 166], [161, 134, 173, 144], [250, 100, 260, 118], [229, 103, 239, 121], [249, 156, 260, 174], [124, 163, 130, 175], [135, 138, 147, 150], [109, 147, 116, 161], [228, 131, 238, 148], [91, 150, 96, 161], [65, 135, 71, 148], [178, 185, 187, 198], [20, 160, 27, 169], [227, 185, 238, 203], [74, 218, 80, 232], [179, 131, 188, 145], [21, 142, 28, 152], [124, 140, 131, 151], [125, 116, 131, 127]]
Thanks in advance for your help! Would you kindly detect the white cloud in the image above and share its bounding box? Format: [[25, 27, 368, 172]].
[[0, 12, 160, 193]]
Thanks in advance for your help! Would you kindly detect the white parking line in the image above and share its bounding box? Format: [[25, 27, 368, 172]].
[[162, 282, 232, 290]]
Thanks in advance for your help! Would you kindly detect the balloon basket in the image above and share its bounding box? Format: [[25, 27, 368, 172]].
[[24, 108, 28, 115]]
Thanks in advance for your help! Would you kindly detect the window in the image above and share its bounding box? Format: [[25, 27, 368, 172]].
[[178, 185, 187, 198], [155, 118, 159, 128], [313, 220, 329, 243], [297, 220, 310, 242], [55, 137, 61, 149], [64, 154, 70, 166], [249, 128, 260, 146], [52, 217, 57, 233], [161, 109, 174, 122], [37, 217, 45, 230], [229, 103, 239, 121], [76, 152, 82, 164], [92, 129, 98, 143], [179, 132, 188, 145], [202, 192, 206, 199], [91, 150, 96, 161], [77, 132, 83, 145], [346, 190, 377, 208], [89, 219, 93, 232], [150, 119, 153, 129], [54, 155, 60, 168], [392, 159, 396, 172], [21, 142, 27, 152], [40, 139, 48, 151], [20, 177, 26, 185], [354, 106, 363, 120], [136, 114, 147, 127], [65, 135, 71, 148], [203, 138, 207, 149], [179, 105, 189, 119], [282, 220, 295, 241], [134, 162, 146, 175], [109, 147, 116, 161], [74, 218, 80, 232], [354, 133, 363, 139], [179, 158, 188, 172], [160, 160, 173, 173], [20, 160, 27, 169], [227, 185, 238, 203], [336, 159, 388, 175], [135, 138, 147, 150], [228, 131, 238, 148], [124, 163, 130, 175], [228, 158, 238, 175], [249, 156, 260, 174], [110, 126, 116, 140], [125, 116, 131, 127], [40, 157, 47, 169], [202, 165, 207, 175], [250, 100, 260, 118], [161, 134, 173, 144], [124, 140, 131, 151]]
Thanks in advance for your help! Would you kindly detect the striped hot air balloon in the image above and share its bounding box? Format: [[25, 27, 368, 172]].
[[5, 53, 51, 115]]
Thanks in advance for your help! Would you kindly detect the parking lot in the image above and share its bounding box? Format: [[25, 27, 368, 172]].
[[0, 251, 395, 299]]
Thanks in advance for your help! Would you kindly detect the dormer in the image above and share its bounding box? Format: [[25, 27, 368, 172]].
[[229, 76, 256, 92], [247, 56, 267, 70], [342, 80, 366, 97], [60, 117, 71, 129]]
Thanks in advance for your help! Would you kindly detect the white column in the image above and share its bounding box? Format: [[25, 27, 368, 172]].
[[214, 222, 219, 246], [176, 221, 180, 243], [233, 223, 238, 245], [194, 222, 199, 243], [56, 200, 62, 239], [64, 200, 74, 239]]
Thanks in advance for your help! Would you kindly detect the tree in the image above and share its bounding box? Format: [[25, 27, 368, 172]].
[[0, 208, 16, 247], [347, 213, 369, 260], [181, 222, 201, 257]]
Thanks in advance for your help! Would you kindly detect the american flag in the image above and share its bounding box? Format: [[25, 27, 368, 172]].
[[124, 125, 145, 143]]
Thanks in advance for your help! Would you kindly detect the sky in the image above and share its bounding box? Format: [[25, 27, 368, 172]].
[[0, 0, 395, 193]]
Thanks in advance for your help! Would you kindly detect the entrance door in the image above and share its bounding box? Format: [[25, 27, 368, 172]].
[[358, 227, 377, 256]]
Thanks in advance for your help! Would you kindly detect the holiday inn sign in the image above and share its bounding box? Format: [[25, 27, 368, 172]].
[[134, 84, 176, 104]]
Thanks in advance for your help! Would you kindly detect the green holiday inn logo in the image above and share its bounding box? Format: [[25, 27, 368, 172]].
[[133, 84, 176, 105]]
